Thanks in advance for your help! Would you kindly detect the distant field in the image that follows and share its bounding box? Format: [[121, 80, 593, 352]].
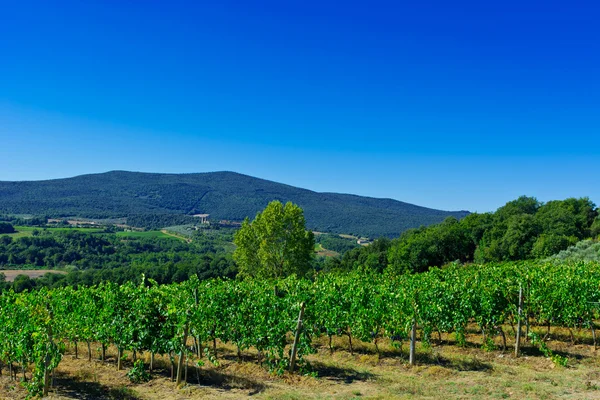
[[315, 243, 339, 257], [0, 269, 67, 281], [1, 226, 105, 238], [116, 230, 180, 240]]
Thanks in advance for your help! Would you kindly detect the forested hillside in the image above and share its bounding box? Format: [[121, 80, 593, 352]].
[[329, 196, 599, 274], [0, 171, 468, 237]]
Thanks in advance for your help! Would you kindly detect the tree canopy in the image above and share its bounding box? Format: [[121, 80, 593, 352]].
[[233, 201, 315, 279]]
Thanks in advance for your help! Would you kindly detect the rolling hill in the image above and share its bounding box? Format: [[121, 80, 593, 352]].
[[0, 171, 469, 237]]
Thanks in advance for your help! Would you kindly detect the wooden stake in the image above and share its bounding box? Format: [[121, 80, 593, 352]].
[[515, 285, 523, 357], [43, 307, 55, 396], [289, 302, 305, 373], [409, 321, 417, 366], [117, 348, 123, 370], [176, 323, 189, 386]]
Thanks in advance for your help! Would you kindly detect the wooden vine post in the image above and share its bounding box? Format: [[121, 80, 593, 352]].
[[43, 306, 55, 397], [515, 284, 524, 357], [409, 290, 418, 366], [176, 322, 190, 386], [409, 321, 417, 366], [117, 348, 123, 370], [289, 302, 305, 373], [194, 288, 202, 357]]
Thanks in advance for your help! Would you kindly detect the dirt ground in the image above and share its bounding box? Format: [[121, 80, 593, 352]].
[[0, 270, 66, 282], [1, 327, 600, 399]]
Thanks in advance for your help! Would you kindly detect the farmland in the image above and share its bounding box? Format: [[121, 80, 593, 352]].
[[1, 261, 599, 398], [1, 331, 599, 399]]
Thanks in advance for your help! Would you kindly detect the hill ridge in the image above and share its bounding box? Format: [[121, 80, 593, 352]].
[[0, 171, 469, 237]]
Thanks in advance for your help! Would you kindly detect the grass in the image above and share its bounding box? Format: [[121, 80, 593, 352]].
[[2, 325, 599, 399]]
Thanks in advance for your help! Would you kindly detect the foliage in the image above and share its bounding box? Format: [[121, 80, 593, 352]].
[[332, 237, 391, 273], [330, 196, 597, 274], [528, 332, 568, 366], [127, 360, 151, 383], [1, 260, 598, 396], [314, 233, 359, 254], [234, 201, 314, 279], [0, 230, 237, 290], [548, 239, 600, 262]]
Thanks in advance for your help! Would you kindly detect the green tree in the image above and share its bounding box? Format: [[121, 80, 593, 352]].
[[233, 201, 315, 279], [532, 234, 578, 258]]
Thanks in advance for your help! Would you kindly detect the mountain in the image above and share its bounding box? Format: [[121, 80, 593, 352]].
[[0, 171, 469, 237]]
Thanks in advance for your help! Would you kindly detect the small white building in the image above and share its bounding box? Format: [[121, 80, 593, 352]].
[[193, 214, 210, 224]]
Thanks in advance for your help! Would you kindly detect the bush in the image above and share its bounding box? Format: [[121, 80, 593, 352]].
[[127, 360, 151, 383]]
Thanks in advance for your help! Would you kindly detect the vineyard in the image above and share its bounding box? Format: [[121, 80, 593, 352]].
[[1, 261, 600, 397]]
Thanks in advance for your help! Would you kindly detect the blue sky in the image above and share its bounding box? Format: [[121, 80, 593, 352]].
[[1, 0, 598, 212]]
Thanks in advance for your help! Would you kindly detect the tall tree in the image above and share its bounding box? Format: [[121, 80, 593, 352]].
[[233, 201, 315, 279]]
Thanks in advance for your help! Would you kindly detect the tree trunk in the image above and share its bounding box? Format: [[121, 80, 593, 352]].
[[170, 352, 175, 381], [543, 321, 551, 341], [347, 331, 354, 355], [117, 348, 123, 370], [498, 327, 507, 351], [569, 327, 575, 345]]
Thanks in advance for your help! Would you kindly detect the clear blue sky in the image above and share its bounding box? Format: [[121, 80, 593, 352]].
[[1, 0, 598, 212]]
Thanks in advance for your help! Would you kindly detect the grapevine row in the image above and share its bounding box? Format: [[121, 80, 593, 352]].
[[1, 260, 599, 396]]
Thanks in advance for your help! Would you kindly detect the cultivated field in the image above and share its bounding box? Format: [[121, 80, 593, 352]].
[[1, 329, 599, 399]]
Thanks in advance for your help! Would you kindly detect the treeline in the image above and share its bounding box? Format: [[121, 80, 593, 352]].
[[2, 253, 236, 293], [126, 214, 200, 230], [0, 231, 236, 290], [1, 196, 598, 289], [326, 197, 599, 274], [0, 214, 48, 226]]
